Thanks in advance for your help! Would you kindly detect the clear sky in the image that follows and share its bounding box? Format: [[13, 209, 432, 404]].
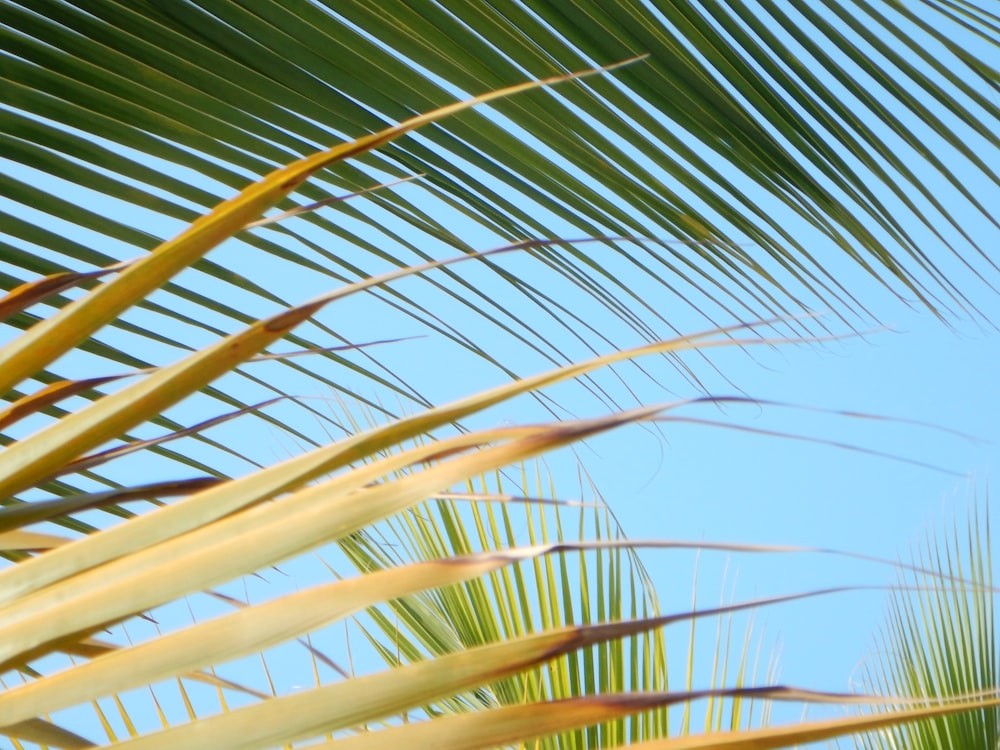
[[2, 2, 999, 746]]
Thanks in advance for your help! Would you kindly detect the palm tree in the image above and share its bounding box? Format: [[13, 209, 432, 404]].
[[1, 1, 998, 747]]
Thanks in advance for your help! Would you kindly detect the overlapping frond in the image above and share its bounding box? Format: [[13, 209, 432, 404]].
[[1, 3, 999, 748]]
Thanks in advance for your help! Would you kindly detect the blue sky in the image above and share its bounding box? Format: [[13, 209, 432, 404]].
[[2, 1, 1000, 746]]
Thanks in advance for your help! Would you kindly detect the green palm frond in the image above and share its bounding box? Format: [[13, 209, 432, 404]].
[[854, 501, 999, 749], [337, 459, 679, 747], [4, 1, 1000, 371]]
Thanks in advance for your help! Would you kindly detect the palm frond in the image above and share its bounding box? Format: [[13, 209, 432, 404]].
[[2, 4, 999, 747], [854, 500, 999, 749]]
